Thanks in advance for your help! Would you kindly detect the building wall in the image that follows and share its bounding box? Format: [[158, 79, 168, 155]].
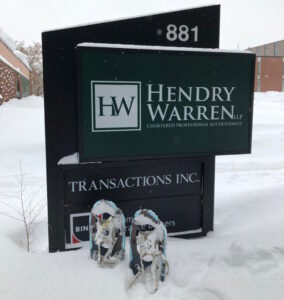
[[0, 41, 29, 79], [0, 60, 17, 103], [255, 57, 284, 92], [249, 40, 284, 92], [248, 40, 284, 57], [254, 58, 258, 92], [0, 40, 32, 103]]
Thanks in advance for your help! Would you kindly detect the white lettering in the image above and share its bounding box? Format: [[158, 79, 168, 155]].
[[221, 105, 235, 119], [178, 87, 192, 102], [68, 181, 78, 192], [223, 87, 235, 101], [196, 87, 210, 102], [212, 87, 223, 101], [167, 87, 176, 102], [168, 106, 181, 121], [147, 104, 169, 121], [147, 84, 163, 102]]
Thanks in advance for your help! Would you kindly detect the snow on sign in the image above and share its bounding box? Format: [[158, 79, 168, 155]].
[[77, 44, 255, 162]]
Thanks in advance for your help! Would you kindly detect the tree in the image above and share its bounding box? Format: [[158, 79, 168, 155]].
[[16, 41, 43, 96], [0, 162, 46, 252]]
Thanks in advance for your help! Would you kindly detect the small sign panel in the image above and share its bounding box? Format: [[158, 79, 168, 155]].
[[77, 44, 255, 162], [69, 213, 90, 247], [60, 156, 214, 249], [63, 158, 202, 206]]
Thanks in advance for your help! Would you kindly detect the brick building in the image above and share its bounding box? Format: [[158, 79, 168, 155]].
[[0, 28, 31, 104], [248, 40, 284, 92]]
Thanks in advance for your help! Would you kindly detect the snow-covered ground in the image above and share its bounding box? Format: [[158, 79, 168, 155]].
[[0, 93, 284, 300]]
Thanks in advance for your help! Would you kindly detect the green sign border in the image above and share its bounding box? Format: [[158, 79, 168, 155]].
[[77, 44, 255, 162]]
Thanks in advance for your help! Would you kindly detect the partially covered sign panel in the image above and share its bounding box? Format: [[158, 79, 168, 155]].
[[77, 44, 255, 162], [59, 156, 214, 249]]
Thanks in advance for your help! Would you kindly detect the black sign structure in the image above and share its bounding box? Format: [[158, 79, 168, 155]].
[[42, 6, 222, 252]]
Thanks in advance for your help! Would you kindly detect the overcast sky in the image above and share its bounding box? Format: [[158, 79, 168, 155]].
[[1, 0, 284, 50]]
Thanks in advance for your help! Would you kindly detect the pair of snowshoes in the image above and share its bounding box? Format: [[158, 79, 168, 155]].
[[89, 200, 169, 292]]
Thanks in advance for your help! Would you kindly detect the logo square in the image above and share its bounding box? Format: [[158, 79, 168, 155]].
[[91, 81, 141, 132]]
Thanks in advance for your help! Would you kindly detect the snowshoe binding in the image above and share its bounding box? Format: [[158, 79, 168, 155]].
[[89, 200, 125, 267], [128, 209, 169, 292]]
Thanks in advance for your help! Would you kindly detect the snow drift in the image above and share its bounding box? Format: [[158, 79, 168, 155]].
[[0, 93, 284, 300]]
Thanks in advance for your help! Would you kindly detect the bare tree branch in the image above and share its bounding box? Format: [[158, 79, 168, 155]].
[[0, 200, 23, 217], [0, 161, 46, 252], [0, 192, 21, 200], [27, 195, 45, 221], [0, 212, 24, 222]]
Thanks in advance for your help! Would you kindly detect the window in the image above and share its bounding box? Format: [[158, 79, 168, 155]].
[[16, 80, 20, 98], [282, 59, 284, 91], [257, 79, 261, 92], [274, 43, 278, 56], [257, 57, 261, 75], [21, 76, 30, 97]]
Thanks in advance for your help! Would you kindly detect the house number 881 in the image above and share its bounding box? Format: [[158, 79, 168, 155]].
[[166, 24, 198, 42]]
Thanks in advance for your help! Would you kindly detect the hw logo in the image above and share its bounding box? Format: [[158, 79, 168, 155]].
[[91, 81, 141, 132]]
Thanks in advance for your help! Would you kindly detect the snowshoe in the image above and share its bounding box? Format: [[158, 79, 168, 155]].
[[89, 200, 125, 267], [128, 209, 169, 292]]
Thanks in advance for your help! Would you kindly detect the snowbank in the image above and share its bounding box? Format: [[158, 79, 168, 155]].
[[0, 96, 45, 175], [0, 93, 284, 300]]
